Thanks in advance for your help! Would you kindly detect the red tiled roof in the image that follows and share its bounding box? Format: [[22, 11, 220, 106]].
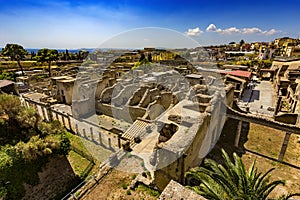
[[0, 80, 15, 88], [218, 70, 252, 79]]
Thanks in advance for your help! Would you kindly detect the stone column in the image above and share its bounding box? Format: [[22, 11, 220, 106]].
[[62, 115, 66, 126], [83, 128, 86, 138], [108, 138, 111, 149], [67, 117, 73, 132], [118, 135, 121, 148], [46, 107, 53, 121], [278, 132, 291, 162], [90, 127, 94, 141], [75, 124, 79, 135], [99, 132, 102, 145], [41, 106, 46, 121], [234, 120, 243, 148]]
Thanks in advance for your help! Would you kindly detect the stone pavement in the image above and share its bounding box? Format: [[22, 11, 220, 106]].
[[238, 81, 275, 116]]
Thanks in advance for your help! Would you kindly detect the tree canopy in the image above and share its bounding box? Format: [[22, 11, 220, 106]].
[[0, 94, 70, 199], [2, 44, 27, 62], [36, 48, 59, 77], [2, 44, 28, 76]]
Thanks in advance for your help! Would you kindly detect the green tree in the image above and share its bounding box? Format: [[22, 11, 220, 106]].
[[2, 44, 28, 76], [139, 53, 146, 62], [0, 94, 22, 126], [65, 49, 69, 60], [0, 71, 15, 81], [186, 149, 299, 200], [36, 48, 59, 77], [0, 93, 71, 200], [30, 51, 36, 60], [240, 39, 245, 47], [147, 53, 152, 62]]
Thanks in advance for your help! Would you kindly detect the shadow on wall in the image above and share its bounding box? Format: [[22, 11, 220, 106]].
[[248, 90, 260, 102], [205, 118, 250, 165]]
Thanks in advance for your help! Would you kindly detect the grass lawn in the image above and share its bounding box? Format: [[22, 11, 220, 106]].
[[66, 132, 100, 179]]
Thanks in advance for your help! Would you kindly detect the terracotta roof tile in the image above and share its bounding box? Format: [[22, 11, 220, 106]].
[[218, 70, 252, 79]]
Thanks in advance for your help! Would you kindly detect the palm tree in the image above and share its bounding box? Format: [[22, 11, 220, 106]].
[[185, 149, 300, 200], [36, 48, 59, 77], [2, 44, 27, 76]]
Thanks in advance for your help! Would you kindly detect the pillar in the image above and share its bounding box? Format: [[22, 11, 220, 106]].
[[67, 117, 72, 132], [46, 107, 53, 121], [33, 104, 38, 112], [118, 135, 121, 148], [108, 138, 111, 148], [99, 132, 102, 145], [292, 101, 297, 113], [75, 124, 79, 135], [61, 115, 66, 126], [83, 128, 86, 138], [278, 132, 291, 162], [41, 106, 46, 121], [90, 127, 94, 141], [234, 120, 243, 148]]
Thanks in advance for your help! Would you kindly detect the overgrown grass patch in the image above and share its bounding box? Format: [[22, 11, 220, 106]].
[[65, 132, 99, 179], [137, 184, 160, 197]]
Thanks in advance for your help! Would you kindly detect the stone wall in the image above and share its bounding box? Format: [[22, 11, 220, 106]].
[[129, 86, 149, 106], [139, 88, 160, 108], [112, 84, 138, 106], [150, 85, 227, 192], [95, 77, 110, 100], [72, 98, 95, 118], [153, 113, 211, 191], [159, 180, 206, 200], [100, 86, 114, 103]]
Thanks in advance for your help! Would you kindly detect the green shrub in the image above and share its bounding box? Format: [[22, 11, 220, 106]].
[[126, 189, 131, 195], [132, 174, 136, 180], [122, 183, 127, 189], [138, 184, 160, 197]]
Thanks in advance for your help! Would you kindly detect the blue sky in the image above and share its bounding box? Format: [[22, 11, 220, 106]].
[[1, 0, 300, 48]]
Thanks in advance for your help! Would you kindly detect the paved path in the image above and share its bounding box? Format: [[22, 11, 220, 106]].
[[238, 81, 275, 116]]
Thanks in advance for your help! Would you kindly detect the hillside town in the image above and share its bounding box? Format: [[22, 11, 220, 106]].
[[1, 36, 300, 200]]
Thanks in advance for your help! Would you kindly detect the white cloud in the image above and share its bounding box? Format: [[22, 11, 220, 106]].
[[241, 27, 262, 34], [222, 27, 241, 34], [186, 27, 203, 36], [264, 29, 279, 35], [204, 24, 280, 35], [241, 27, 279, 35], [206, 23, 222, 32]]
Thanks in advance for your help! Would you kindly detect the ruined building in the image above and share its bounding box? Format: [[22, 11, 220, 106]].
[[71, 49, 234, 191]]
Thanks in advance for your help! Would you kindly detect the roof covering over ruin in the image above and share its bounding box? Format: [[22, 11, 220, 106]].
[[218, 70, 252, 79], [0, 80, 15, 88]]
